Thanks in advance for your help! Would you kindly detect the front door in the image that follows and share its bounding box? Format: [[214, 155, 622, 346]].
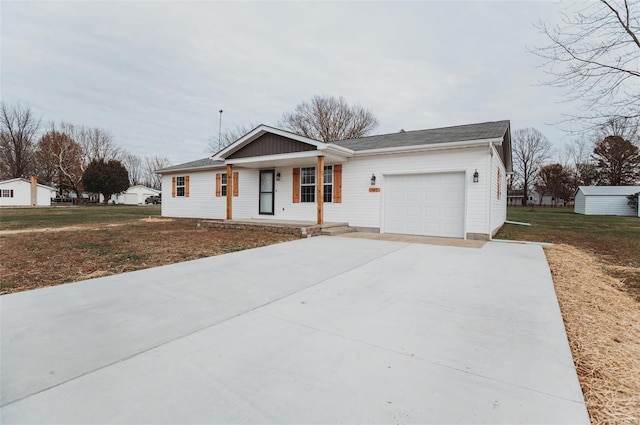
[[259, 170, 275, 215]]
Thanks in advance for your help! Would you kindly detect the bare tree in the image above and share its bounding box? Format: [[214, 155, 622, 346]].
[[0, 102, 40, 179], [564, 139, 598, 189], [74, 126, 123, 166], [513, 128, 552, 205], [35, 123, 84, 198], [280, 95, 379, 142], [122, 152, 144, 186], [534, 0, 640, 128], [595, 116, 639, 142], [143, 156, 171, 189], [208, 123, 257, 154]]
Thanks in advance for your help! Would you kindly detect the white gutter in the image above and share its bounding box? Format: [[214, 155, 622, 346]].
[[324, 144, 355, 157], [352, 137, 504, 157], [155, 164, 226, 174]]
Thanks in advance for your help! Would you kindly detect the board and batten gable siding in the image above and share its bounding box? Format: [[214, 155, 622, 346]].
[[161, 170, 226, 219], [489, 145, 507, 236], [227, 133, 316, 159]]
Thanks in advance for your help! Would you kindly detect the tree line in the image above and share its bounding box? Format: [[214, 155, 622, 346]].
[[511, 118, 640, 206], [0, 102, 171, 200]]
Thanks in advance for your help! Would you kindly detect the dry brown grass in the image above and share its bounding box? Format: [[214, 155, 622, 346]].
[[0, 218, 296, 294], [545, 244, 640, 425]]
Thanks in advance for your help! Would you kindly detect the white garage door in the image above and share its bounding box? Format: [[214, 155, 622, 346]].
[[385, 173, 465, 238], [124, 193, 138, 205]]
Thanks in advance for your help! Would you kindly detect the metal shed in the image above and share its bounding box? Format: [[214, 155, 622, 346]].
[[574, 186, 640, 216]]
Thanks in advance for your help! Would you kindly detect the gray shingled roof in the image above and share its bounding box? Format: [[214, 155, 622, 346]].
[[156, 157, 224, 173], [332, 120, 510, 151]]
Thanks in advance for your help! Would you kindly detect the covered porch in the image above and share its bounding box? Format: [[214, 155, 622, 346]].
[[214, 125, 354, 225]]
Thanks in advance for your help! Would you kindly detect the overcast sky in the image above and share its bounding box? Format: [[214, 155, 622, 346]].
[[2, 1, 580, 165]]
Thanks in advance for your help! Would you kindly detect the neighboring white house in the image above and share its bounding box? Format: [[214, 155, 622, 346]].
[[0, 177, 56, 207], [157, 120, 512, 240], [107, 185, 161, 205], [574, 186, 640, 216]]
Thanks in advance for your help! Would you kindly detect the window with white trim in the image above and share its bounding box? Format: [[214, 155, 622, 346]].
[[176, 176, 186, 197], [324, 165, 333, 202], [221, 173, 227, 196], [1, 189, 12, 198], [300, 166, 333, 203], [301, 167, 315, 203]]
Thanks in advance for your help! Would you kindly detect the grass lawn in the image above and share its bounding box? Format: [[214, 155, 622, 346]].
[[496, 206, 640, 297], [0, 206, 296, 294], [0, 204, 163, 230]]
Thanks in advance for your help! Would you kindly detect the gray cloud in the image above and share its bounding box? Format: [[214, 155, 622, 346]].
[[2, 1, 577, 165]]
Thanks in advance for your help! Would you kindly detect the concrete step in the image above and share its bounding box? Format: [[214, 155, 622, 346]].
[[321, 226, 356, 236]]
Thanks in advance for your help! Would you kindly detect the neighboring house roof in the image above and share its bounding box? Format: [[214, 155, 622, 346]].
[[156, 157, 224, 173], [578, 186, 640, 196], [0, 178, 56, 191], [507, 190, 524, 197], [127, 185, 161, 193], [333, 120, 510, 151]]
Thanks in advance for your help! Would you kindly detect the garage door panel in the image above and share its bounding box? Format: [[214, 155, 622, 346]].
[[385, 173, 465, 238]]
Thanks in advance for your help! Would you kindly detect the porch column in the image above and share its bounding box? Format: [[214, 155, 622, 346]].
[[226, 164, 233, 220], [317, 155, 324, 225]]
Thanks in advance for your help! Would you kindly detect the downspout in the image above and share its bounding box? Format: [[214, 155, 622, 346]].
[[486, 142, 493, 239]]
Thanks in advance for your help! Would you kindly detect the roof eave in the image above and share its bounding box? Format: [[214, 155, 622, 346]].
[[352, 137, 504, 156], [155, 164, 226, 174]]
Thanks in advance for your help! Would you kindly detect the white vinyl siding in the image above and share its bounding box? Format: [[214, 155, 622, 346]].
[[161, 170, 226, 219], [574, 188, 640, 216], [490, 145, 507, 236], [0, 179, 56, 207], [160, 145, 502, 239]]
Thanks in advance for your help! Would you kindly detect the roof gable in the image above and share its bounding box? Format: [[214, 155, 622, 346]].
[[215, 125, 326, 160], [227, 132, 316, 159], [0, 178, 56, 191]]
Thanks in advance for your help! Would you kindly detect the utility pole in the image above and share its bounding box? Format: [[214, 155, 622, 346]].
[[218, 109, 223, 151]]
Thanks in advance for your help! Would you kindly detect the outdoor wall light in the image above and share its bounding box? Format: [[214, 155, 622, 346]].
[[371, 173, 377, 186], [473, 170, 479, 183], [276, 171, 281, 181]]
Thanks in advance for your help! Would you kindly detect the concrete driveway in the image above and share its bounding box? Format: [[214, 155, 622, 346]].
[[0, 237, 588, 424]]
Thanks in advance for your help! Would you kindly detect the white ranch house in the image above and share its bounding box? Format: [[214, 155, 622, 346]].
[[157, 120, 512, 240], [575, 186, 640, 217], [0, 177, 56, 207]]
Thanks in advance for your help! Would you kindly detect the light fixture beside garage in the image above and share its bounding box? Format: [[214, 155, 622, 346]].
[[473, 170, 479, 183], [276, 171, 281, 181], [371, 173, 377, 186]]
